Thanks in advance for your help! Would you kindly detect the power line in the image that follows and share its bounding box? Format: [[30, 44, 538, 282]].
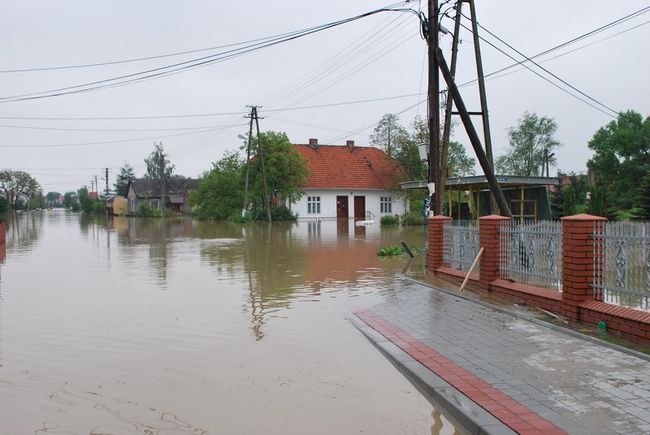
[[0, 122, 249, 133], [458, 18, 619, 117], [0, 3, 414, 104], [0, 125, 245, 148], [0, 1, 409, 75]]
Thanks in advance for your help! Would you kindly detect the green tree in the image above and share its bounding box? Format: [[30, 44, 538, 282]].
[[383, 115, 475, 182], [144, 142, 175, 180], [190, 151, 245, 220], [63, 191, 78, 210], [77, 187, 104, 214], [45, 191, 61, 207], [587, 110, 650, 219], [551, 173, 589, 218], [0, 196, 8, 215], [114, 163, 135, 196], [370, 114, 409, 158], [495, 112, 561, 176], [0, 170, 42, 210], [249, 131, 308, 218]]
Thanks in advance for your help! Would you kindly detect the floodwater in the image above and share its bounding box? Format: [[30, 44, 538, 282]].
[[0, 210, 459, 434]]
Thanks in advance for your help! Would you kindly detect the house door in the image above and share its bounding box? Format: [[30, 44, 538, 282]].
[[354, 196, 366, 220], [336, 196, 349, 219]]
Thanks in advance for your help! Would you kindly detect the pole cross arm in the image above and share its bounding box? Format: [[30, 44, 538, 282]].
[[435, 47, 512, 218]]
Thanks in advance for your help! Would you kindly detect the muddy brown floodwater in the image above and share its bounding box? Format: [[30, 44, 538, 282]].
[[0, 210, 460, 434]]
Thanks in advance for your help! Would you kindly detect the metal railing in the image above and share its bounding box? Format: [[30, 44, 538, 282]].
[[593, 221, 650, 310], [499, 220, 563, 291], [443, 220, 479, 272]]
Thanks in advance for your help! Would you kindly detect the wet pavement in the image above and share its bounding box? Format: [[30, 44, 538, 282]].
[[353, 278, 650, 435]]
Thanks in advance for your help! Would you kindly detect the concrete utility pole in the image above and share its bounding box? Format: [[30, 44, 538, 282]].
[[105, 168, 109, 197], [243, 106, 255, 216], [243, 106, 272, 222], [158, 142, 165, 210], [427, 0, 441, 215]]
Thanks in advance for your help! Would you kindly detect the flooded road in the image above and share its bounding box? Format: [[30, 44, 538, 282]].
[[0, 210, 458, 434]]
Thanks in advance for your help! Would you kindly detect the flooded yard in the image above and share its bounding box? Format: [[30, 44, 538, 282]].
[[0, 210, 458, 434]]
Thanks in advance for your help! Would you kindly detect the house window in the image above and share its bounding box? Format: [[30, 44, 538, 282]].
[[307, 196, 321, 214], [380, 196, 392, 213]]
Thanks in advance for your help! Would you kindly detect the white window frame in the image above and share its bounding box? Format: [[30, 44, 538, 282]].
[[380, 196, 392, 213], [307, 196, 321, 214]]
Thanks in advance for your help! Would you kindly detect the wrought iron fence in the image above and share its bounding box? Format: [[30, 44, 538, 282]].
[[443, 220, 479, 272], [593, 221, 650, 311], [499, 220, 563, 291]]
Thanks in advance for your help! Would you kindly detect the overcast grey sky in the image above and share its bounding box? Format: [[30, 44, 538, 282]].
[[2, 1, 649, 194]]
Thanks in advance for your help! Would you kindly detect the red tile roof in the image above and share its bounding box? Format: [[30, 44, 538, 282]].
[[295, 144, 406, 190]]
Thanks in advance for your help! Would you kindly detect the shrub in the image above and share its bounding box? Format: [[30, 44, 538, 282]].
[[139, 201, 161, 217], [250, 205, 297, 222], [380, 215, 399, 226], [401, 211, 425, 226]]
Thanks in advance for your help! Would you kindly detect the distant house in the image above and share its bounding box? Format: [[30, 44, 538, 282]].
[[105, 195, 128, 216], [292, 139, 408, 220], [127, 178, 199, 215]]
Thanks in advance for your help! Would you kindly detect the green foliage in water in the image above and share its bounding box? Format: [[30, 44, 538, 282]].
[[139, 201, 163, 217], [377, 244, 424, 256], [377, 245, 404, 256], [380, 215, 398, 226], [250, 205, 297, 221], [401, 211, 425, 226]]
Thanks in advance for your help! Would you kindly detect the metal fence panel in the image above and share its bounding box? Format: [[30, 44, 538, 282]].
[[443, 220, 479, 272], [499, 220, 562, 291], [593, 221, 650, 311]]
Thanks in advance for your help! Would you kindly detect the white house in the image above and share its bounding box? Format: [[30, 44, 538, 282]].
[[292, 139, 408, 221]]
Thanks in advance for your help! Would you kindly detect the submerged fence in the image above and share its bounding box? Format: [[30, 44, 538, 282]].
[[593, 221, 650, 310], [498, 220, 563, 292]]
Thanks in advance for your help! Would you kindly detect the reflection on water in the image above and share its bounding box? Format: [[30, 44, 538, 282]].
[[0, 211, 458, 434]]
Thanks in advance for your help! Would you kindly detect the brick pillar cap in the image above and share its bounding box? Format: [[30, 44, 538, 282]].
[[561, 213, 607, 221], [428, 215, 452, 221], [479, 214, 511, 221]]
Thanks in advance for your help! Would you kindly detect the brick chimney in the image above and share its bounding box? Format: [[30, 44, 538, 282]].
[[346, 140, 354, 148]]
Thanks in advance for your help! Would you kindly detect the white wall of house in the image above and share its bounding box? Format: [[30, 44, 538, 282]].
[[292, 189, 408, 220]]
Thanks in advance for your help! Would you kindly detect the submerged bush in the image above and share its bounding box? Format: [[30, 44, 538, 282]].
[[380, 215, 399, 226], [401, 211, 425, 226]]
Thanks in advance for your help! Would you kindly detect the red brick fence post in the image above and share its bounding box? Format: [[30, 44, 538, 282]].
[[560, 214, 607, 320], [0, 221, 5, 244], [478, 215, 511, 288], [427, 215, 452, 270]]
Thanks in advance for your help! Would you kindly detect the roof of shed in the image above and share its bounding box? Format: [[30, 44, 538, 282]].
[[130, 178, 199, 198]]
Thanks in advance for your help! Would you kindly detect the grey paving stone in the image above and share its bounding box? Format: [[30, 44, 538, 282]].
[[355, 278, 650, 434]]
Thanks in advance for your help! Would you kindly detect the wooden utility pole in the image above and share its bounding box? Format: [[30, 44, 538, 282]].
[[427, 0, 441, 215], [468, 0, 497, 213], [436, 48, 512, 217], [440, 0, 463, 208]]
